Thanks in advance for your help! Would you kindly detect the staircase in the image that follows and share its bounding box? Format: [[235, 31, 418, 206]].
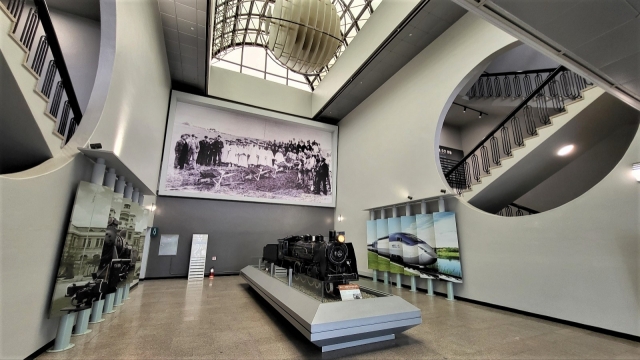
[[0, 0, 82, 158], [444, 66, 604, 213]]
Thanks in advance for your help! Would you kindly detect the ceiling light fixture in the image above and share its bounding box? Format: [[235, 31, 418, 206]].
[[463, 107, 466, 113], [632, 163, 640, 182], [265, 0, 342, 73], [479, 114, 482, 119], [557, 144, 574, 156]]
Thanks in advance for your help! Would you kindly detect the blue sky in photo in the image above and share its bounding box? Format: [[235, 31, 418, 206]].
[[376, 218, 388, 239], [367, 220, 377, 244], [388, 217, 401, 234], [416, 214, 436, 247], [433, 212, 460, 249], [401, 216, 417, 235]]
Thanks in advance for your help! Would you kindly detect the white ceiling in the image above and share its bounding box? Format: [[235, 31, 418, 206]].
[[157, 0, 208, 91], [317, 0, 467, 123]]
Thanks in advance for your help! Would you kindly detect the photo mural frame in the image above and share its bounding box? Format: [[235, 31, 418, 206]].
[[158, 91, 338, 208]]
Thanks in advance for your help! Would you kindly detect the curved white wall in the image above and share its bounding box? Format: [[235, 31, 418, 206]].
[[335, 13, 640, 336], [0, 0, 170, 357]]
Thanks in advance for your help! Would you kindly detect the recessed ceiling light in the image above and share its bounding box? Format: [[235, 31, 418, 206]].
[[409, 33, 412, 36], [191, 27, 195, 30], [557, 144, 574, 156]]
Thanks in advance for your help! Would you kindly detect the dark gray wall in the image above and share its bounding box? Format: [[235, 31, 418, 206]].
[[147, 196, 335, 278], [0, 53, 52, 174], [50, 9, 101, 113]]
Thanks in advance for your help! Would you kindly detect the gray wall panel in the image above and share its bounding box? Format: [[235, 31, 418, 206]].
[[147, 196, 335, 278]]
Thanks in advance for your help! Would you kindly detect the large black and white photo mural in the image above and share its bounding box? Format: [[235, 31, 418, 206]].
[[158, 93, 337, 207]]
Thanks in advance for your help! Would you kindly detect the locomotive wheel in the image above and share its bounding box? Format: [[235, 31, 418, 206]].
[[324, 282, 333, 294]]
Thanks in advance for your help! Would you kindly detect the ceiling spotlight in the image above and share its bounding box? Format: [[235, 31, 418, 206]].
[[557, 144, 574, 156], [463, 107, 466, 113], [479, 113, 482, 118], [632, 163, 640, 182]]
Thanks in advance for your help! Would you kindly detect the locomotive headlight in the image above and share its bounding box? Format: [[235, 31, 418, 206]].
[[337, 234, 345, 243]]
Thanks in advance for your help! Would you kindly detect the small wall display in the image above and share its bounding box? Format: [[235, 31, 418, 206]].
[[158, 92, 338, 207], [49, 181, 113, 318], [375, 219, 390, 272], [158, 234, 179, 256], [433, 212, 462, 282], [366, 211, 463, 283]]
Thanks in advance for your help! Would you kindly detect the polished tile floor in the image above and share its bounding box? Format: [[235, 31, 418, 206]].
[[38, 276, 640, 359]]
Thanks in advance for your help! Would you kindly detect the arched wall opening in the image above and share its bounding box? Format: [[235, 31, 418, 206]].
[[434, 44, 640, 216]]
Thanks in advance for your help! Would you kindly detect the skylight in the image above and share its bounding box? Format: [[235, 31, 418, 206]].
[[211, 0, 382, 92]]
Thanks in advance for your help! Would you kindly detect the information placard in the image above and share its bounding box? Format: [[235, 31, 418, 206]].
[[338, 284, 362, 301]]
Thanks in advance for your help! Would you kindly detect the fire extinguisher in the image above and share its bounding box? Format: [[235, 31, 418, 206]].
[[209, 267, 215, 279]]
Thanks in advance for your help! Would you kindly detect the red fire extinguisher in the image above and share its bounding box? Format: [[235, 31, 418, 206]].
[[209, 267, 215, 279]]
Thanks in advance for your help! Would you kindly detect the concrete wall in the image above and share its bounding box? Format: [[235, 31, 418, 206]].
[[50, 9, 101, 113], [208, 67, 313, 118], [0, 155, 92, 359], [312, 0, 420, 116], [458, 115, 503, 156], [89, 0, 171, 191], [335, 12, 640, 337], [440, 124, 462, 150], [0, 0, 170, 357], [515, 122, 638, 212], [484, 43, 559, 73], [147, 196, 334, 278]]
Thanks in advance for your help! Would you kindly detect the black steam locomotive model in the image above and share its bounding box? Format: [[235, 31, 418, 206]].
[[263, 230, 358, 284]]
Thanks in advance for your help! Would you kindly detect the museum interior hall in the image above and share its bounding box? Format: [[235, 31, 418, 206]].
[[1, 0, 640, 359]]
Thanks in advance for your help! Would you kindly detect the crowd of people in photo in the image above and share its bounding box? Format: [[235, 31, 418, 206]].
[[173, 133, 331, 195]]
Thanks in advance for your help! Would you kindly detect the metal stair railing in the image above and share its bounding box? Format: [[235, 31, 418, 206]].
[[3, 0, 83, 144], [496, 203, 539, 217], [444, 66, 593, 194]]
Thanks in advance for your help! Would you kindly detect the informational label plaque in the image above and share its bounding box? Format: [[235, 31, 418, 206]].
[[338, 284, 362, 301]]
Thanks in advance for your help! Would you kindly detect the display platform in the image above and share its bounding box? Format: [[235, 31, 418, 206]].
[[240, 265, 422, 352]]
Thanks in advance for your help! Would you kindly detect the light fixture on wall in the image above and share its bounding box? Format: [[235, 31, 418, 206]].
[[633, 163, 640, 182], [557, 144, 574, 156], [338, 214, 343, 222], [452, 102, 487, 118], [150, 203, 156, 212]]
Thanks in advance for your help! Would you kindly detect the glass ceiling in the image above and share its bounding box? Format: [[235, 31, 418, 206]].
[[211, 0, 382, 92]]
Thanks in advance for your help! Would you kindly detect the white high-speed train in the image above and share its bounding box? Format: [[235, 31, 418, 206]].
[[367, 232, 437, 266]]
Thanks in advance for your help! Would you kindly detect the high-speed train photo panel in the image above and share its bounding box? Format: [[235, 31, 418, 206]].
[[367, 232, 437, 266]]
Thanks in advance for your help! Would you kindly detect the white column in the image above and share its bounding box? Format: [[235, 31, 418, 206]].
[[132, 188, 140, 203], [405, 203, 411, 216], [90, 158, 106, 185], [392, 206, 398, 218], [370, 210, 374, 221], [421, 200, 427, 214], [115, 176, 126, 194], [103, 168, 117, 190], [124, 182, 133, 200], [438, 197, 445, 212], [138, 194, 145, 206]]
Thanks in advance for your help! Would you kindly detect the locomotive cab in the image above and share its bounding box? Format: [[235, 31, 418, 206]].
[[264, 230, 359, 289]]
